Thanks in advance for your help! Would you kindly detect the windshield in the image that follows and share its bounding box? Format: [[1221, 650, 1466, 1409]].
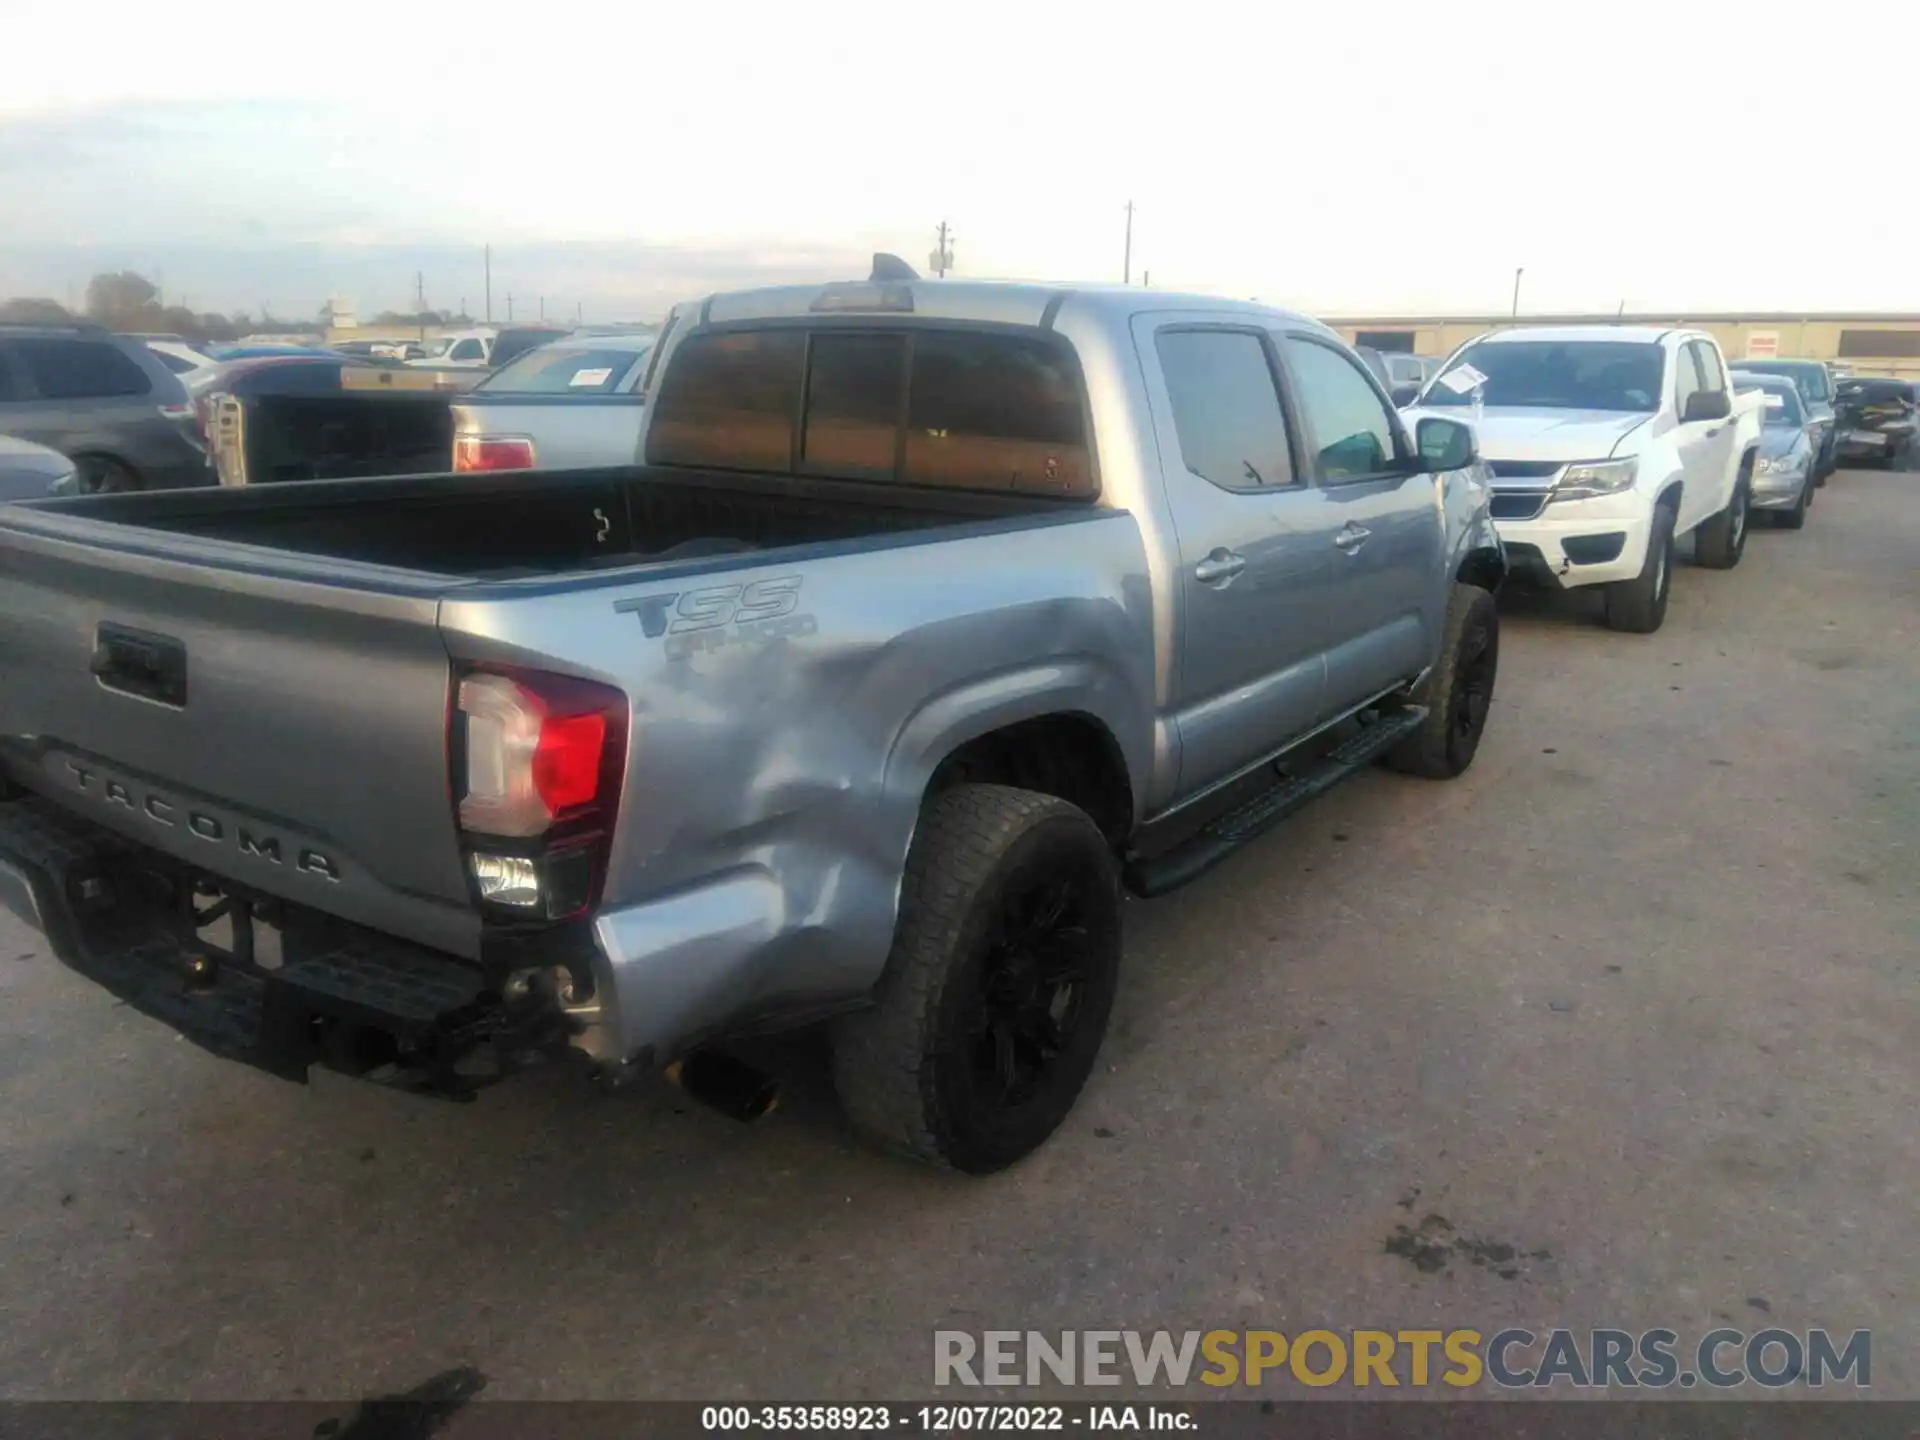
[[1421, 340, 1664, 412], [414, 337, 454, 359], [475, 344, 651, 394], [1739, 360, 1830, 403]]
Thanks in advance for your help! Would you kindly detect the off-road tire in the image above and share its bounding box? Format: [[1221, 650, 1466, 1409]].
[[830, 785, 1122, 1174], [1383, 583, 1499, 779], [1695, 469, 1751, 570], [1603, 501, 1676, 634]]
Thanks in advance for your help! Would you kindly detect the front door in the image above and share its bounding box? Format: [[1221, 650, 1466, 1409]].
[[1275, 331, 1447, 718], [1135, 318, 1342, 797], [1672, 340, 1734, 532]]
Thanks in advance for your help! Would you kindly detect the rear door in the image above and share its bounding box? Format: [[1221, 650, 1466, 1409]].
[[1274, 332, 1447, 717], [1133, 317, 1339, 795]]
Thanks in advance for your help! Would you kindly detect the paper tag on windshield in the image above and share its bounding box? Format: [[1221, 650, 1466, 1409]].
[[1763, 393, 1785, 409], [570, 367, 613, 387], [1434, 363, 1488, 395]]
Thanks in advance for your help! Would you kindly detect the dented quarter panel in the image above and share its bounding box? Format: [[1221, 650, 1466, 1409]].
[[436, 509, 1157, 1056]]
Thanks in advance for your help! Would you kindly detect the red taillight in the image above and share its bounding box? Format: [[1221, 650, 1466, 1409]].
[[531, 711, 607, 814], [456, 672, 622, 836], [453, 668, 627, 921], [454, 436, 537, 472]]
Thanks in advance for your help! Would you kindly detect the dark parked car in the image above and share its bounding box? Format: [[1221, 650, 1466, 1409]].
[[0, 323, 209, 492], [1732, 358, 1839, 481], [1833, 376, 1916, 467], [0, 433, 76, 500]]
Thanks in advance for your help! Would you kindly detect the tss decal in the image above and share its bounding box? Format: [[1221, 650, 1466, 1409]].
[[614, 575, 816, 656]]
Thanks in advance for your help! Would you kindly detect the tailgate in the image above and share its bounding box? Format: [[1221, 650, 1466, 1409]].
[[0, 515, 480, 959]]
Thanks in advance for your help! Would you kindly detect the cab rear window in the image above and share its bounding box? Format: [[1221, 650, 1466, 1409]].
[[647, 326, 1093, 497]]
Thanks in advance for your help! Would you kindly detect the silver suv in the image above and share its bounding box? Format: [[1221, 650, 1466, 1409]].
[[0, 324, 211, 493]]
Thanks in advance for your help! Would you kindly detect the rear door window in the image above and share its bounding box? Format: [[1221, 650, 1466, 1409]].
[[647, 329, 806, 471], [448, 339, 487, 362], [1154, 329, 1296, 490], [12, 338, 152, 399]]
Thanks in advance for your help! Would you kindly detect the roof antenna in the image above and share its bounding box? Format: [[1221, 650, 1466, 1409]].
[[869, 253, 920, 282]]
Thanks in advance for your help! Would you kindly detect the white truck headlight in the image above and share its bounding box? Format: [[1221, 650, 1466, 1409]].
[[1757, 454, 1804, 476], [1551, 458, 1638, 503]]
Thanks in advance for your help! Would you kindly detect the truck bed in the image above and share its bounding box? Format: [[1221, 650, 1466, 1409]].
[[0, 466, 1102, 968], [19, 464, 1072, 580]]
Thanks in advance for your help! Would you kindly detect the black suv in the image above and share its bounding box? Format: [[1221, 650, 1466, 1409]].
[[0, 324, 211, 492]]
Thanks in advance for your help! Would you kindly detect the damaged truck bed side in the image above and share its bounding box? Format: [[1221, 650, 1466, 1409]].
[[0, 278, 1504, 1172]]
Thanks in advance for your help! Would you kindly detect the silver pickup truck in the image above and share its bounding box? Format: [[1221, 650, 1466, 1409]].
[[0, 278, 1505, 1172]]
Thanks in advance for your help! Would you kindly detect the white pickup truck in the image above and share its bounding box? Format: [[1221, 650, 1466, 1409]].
[[1409, 326, 1763, 633]]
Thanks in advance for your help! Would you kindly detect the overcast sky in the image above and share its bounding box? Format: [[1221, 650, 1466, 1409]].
[[4, 0, 1917, 322]]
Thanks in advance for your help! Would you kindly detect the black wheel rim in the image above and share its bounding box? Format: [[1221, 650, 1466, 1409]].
[[1452, 620, 1495, 739], [964, 875, 1095, 1110]]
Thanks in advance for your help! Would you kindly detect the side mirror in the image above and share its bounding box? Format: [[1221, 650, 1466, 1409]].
[[1682, 390, 1732, 423], [1390, 383, 1421, 408], [1415, 416, 1477, 471]]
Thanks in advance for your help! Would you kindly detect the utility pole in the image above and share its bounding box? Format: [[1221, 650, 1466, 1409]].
[[1123, 201, 1134, 285], [538, 296, 545, 321], [506, 294, 514, 322], [1142, 270, 1150, 288], [575, 301, 583, 324], [1617, 298, 1627, 317], [484, 245, 493, 324], [415, 272, 429, 340], [931, 220, 954, 278], [1511, 267, 1524, 318]]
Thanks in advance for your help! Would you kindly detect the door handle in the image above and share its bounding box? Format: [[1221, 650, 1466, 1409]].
[[1333, 525, 1372, 552], [1193, 549, 1247, 584]]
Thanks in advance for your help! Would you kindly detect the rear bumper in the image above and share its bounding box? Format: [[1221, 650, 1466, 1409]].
[[0, 796, 566, 1096], [0, 792, 808, 1094], [1836, 426, 1910, 460]]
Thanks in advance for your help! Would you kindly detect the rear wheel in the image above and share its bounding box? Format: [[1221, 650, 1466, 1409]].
[[1603, 503, 1675, 634], [1694, 472, 1750, 570], [1383, 583, 1499, 779], [831, 785, 1122, 1173], [75, 455, 139, 494]]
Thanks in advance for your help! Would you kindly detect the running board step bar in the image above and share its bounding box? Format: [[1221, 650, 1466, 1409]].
[[1122, 706, 1428, 898]]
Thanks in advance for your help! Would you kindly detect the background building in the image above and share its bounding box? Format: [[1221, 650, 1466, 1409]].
[[1322, 312, 1920, 377]]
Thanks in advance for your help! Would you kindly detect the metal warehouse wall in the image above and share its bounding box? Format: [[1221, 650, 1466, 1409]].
[[1325, 315, 1920, 377]]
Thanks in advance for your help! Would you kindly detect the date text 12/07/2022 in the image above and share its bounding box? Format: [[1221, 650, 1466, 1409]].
[[700, 1405, 1197, 1432]]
